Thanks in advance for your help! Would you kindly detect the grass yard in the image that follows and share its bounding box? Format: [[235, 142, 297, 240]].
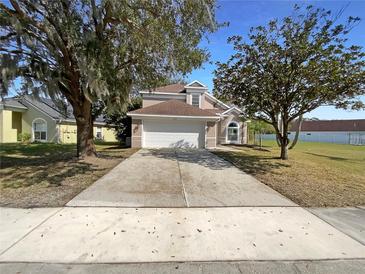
[[0, 143, 138, 208], [213, 141, 365, 207]]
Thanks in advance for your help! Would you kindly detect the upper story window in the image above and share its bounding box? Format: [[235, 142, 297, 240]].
[[191, 94, 200, 107]]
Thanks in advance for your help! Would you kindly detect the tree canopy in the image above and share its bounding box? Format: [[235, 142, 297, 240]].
[[0, 0, 218, 156], [214, 5, 365, 159], [103, 96, 142, 143]]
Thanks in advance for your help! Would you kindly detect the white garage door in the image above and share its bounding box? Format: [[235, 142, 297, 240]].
[[143, 120, 205, 148]]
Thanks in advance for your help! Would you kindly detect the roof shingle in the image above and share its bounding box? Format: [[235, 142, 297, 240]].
[[128, 100, 219, 117], [145, 83, 186, 94], [1, 98, 28, 109], [3, 96, 106, 123]]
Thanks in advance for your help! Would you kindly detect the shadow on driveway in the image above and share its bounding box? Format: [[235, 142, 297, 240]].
[[139, 148, 233, 171]]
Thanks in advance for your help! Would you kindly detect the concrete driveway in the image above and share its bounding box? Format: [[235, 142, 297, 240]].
[[67, 149, 295, 207]]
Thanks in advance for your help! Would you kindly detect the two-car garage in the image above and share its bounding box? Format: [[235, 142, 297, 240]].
[[142, 119, 205, 148], [128, 99, 219, 149]]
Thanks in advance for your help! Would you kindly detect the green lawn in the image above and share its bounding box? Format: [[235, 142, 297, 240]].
[[213, 141, 365, 207], [0, 142, 138, 207]]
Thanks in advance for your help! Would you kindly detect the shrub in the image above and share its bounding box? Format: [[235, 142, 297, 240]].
[[18, 133, 31, 144]]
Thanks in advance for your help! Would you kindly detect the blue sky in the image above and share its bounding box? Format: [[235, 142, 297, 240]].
[[5, 1, 364, 119], [188, 0, 365, 119]]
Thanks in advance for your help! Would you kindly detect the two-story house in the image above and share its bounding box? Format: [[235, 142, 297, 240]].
[[127, 81, 248, 148]]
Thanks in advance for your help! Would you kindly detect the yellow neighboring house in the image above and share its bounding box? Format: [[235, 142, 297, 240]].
[[0, 95, 117, 143]]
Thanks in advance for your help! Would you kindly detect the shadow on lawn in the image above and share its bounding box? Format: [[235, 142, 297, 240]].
[[304, 152, 350, 161], [0, 143, 75, 156], [0, 157, 94, 189], [228, 144, 272, 152], [213, 150, 289, 176]]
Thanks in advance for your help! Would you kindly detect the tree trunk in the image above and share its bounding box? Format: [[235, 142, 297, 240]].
[[289, 114, 303, 150], [276, 114, 282, 147], [275, 134, 281, 146], [280, 142, 288, 160], [280, 121, 289, 160], [74, 99, 97, 157], [274, 118, 289, 160]]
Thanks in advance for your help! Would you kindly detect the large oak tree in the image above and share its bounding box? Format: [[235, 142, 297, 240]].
[[214, 5, 365, 159], [0, 0, 218, 156]]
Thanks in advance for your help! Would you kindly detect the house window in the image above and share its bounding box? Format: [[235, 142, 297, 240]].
[[191, 94, 200, 107], [32, 118, 47, 141], [96, 127, 103, 139], [227, 122, 239, 142]]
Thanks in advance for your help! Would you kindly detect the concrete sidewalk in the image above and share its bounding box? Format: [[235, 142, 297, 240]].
[[1, 207, 364, 263]]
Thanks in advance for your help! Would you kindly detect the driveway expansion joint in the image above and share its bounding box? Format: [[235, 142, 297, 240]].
[[175, 150, 189, 207]]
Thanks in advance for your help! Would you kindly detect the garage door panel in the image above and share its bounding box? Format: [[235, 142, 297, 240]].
[[143, 120, 205, 148]]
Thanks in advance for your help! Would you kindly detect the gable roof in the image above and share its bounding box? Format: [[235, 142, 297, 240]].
[[144, 83, 186, 94], [142, 80, 208, 94], [185, 80, 207, 88], [128, 100, 219, 118], [140, 81, 237, 112], [0, 98, 28, 110], [222, 106, 243, 115], [204, 92, 230, 110], [22, 95, 68, 120], [291, 119, 365, 132], [3, 95, 106, 124]]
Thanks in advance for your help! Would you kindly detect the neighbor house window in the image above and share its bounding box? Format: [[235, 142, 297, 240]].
[[32, 118, 47, 141], [227, 122, 239, 142], [96, 127, 103, 139], [191, 94, 200, 107]]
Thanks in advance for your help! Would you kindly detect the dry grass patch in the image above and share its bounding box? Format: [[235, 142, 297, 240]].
[[0, 143, 138, 207], [213, 141, 365, 207]]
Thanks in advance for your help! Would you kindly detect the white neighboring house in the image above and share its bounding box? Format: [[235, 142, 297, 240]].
[[262, 119, 365, 145]]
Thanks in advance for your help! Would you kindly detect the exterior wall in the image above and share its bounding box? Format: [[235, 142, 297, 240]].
[[201, 94, 217, 109], [262, 131, 365, 145], [240, 121, 248, 144], [131, 118, 142, 148], [100, 127, 118, 142], [206, 121, 217, 148], [59, 123, 77, 143], [59, 123, 117, 144], [12, 112, 22, 138], [186, 93, 192, 105], [0, 110, 19, 143], [217, 113, 247, 145], [143, 97, 185, 108], [21, 102, 58, 142], [142, 92, 225, 110]]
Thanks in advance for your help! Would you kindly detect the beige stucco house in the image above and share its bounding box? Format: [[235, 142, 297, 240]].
[[127, 81, 248, 149], [0, 95, 117, 143]]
